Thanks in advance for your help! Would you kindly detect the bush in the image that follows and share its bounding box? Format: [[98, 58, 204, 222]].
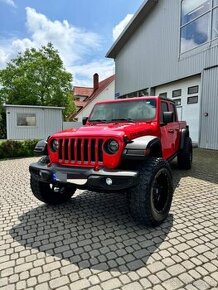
[[0, 139, 39, 159]]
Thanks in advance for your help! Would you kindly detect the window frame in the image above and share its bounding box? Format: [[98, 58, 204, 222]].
[[188, 85, 199, 94], [187, 95, 198, 104], [17, 113, 37, 127], [172, 89, 182, 98], [180, 0, 218, 54]]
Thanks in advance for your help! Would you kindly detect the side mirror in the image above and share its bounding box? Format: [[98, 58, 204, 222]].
[[82, 117, 88, 125], [163, 111, 174, 124]]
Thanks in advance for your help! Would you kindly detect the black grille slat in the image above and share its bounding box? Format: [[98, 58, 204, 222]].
[[59, 139, 63, 159], [91, 139, 96, 162], [64, 139, 69, 161], [71, 139, 75, 160], [77, 139, 82, 161], [84, 139, 89, 161], [98, 139, 103, 162]]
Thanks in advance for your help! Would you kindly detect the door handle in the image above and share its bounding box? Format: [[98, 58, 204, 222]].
[[168, 129, 174, 133]]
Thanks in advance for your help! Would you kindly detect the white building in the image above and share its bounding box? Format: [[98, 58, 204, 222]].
[[4, 104, 64, 140], [107, 0, 218, 149]]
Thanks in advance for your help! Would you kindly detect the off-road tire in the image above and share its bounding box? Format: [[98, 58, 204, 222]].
[[30, 175, 76, 205], [128, 157, 173, 227], [177, 137, 193, 170]]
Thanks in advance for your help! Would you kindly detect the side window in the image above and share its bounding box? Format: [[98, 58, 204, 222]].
[[160, 102, 168, 123], [169, 103, 178, 122]]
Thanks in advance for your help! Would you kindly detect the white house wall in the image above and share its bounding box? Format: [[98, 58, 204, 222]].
[[76, 80, 115, 122]]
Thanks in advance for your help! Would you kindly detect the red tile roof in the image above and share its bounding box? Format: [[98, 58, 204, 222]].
[[74, 86, 93, 97]]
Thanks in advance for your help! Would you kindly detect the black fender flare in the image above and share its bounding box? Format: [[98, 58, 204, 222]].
[[122, 135, 162, 159], [180, 127, 190, 150], [34, 139, 48, 156]]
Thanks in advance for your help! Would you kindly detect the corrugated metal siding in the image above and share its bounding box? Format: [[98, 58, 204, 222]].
[[200, 67, 218, 149], [6, 107, 63, 140], [115, 0, 218, 96]]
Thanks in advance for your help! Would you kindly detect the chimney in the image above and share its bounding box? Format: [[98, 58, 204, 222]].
[[93, 73, 99, 91]]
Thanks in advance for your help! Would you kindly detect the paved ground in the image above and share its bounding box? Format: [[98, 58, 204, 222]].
[[0, 148, 218, 290]]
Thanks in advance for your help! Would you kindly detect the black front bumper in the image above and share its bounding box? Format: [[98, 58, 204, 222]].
[[29, 160, 139, 192]]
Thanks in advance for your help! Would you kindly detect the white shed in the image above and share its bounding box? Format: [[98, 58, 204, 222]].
[[4, 104, 64, 140]]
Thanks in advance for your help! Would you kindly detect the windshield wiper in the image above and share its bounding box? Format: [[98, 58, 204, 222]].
[[89, 119, 108, 123], [110, 118, 134, 122]]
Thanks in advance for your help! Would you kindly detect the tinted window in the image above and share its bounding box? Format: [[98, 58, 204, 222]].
[[159, 92, 167, 98], [187, 96, 198, 104], [172, 89, 182, 98], [188, 85, 199, 94], [17, 113, 36, 126], [160, 102, 168, 123], [169, 103, 177, 121]]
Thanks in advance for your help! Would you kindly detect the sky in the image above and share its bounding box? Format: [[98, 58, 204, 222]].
[[0, 0, 144, 87]]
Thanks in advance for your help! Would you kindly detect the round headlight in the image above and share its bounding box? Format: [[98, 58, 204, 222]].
[[105, 139, 119, 154], [50, 139, 59, 152]]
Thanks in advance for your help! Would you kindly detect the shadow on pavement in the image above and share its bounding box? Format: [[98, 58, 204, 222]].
[[10, 190, 173, 272], [171, 148, 218, 186]]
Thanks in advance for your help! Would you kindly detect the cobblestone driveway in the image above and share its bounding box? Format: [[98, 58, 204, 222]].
[[0, 149, 218, 290]]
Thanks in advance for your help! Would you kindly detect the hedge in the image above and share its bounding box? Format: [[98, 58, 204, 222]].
[[0, 139, 39, 159]]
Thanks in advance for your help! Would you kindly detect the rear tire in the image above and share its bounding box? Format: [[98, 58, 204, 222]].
[[128, 157, 173, 227], [177, 137, 193, 169], [30, 175, 76, 204]]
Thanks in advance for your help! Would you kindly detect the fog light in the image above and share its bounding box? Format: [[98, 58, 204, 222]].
[[106, 178, 113, 185]]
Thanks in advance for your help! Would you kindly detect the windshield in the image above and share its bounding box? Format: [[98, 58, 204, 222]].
[[89, 99, 156, 122]]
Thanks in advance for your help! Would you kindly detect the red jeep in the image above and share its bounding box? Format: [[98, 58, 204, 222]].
[[30, 96, 192, 226]]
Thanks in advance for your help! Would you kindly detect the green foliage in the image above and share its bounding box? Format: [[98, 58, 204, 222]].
[[0, 43, 76, 123], [0, 139, 39, 159], [0, 110, 6, 139]]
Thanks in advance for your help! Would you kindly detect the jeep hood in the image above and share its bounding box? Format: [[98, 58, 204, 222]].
[[52, 122, 157, 140]]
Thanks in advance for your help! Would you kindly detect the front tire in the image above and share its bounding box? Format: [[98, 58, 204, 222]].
[[30, 175, 76, 204], [128, 157, 173, 227]]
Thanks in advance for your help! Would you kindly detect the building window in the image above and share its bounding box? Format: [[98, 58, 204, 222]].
[[172, 89, 182, 98], [188, 85, 199, 94], [139, 89, 149, 97], [174, 98, 182, 106], [159, 92, 167, 98], [180, 0, 218, 54], [187, 96, 198, 104], [17, 113, 36, 126]]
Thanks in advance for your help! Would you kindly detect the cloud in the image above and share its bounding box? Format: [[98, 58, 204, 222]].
[[0, 0, 16, 8], [0, 7, 114, 86], [72, 60, 114, 87], [113, 14, 133, 41]]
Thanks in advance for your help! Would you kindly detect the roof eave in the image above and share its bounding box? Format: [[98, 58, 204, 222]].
[[106, 0, 158, 59]]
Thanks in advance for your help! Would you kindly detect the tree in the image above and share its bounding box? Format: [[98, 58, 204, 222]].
[[0, 43, 76, 133]]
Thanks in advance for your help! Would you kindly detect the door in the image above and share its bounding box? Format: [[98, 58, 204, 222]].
[[160, 101, 174, 159], [200, 68, 218, 149]]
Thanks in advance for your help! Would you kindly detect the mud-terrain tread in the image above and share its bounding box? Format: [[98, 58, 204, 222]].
[[30, 175, 75, 204], [128, 157, 173, 227]]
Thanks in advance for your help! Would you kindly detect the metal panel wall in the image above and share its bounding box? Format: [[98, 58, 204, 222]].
[[6, 107, 63, 140], [114, 0, 218, 96], [200, 67, 218, 149]]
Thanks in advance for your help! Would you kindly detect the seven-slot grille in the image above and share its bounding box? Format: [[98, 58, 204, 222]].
[[58, 137, 104, 166]]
